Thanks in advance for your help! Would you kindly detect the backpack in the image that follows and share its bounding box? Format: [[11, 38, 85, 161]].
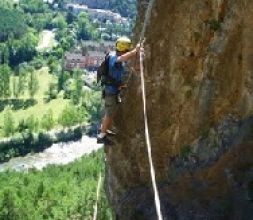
[[97, 53, 110, 86], [97, 53, 122, 87]]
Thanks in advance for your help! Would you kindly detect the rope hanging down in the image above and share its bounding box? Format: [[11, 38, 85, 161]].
[[139, 0, 163, 219], [93, 172, 102, 220], [139, 51, 163, 220], [140, 0, 156, 41]]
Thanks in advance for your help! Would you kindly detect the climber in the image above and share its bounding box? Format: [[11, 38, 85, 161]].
[[97, 36, 142, 144]]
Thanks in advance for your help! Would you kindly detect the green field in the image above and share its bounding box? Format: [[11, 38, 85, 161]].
[[0, 67, 70, 137]]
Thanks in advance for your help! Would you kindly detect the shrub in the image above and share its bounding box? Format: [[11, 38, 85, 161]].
[[3, 108, 15, 137], [41, 109, 54, 131], [58, 105, 79, 127], [73, 127, 82, 141], [26, 115, 39, 133], [44, 83, 58, 103], [180, 145, 192, 159], [37, 132, 53, 151]]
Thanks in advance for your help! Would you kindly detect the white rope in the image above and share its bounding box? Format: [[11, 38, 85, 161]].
[[93, 172, 102, 220], [140, 50, 163, 220], [139, 0, 163, 219], [140, 0, 156, 41]]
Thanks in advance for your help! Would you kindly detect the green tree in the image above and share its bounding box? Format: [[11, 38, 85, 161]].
[[26, 115, 39, 132], [0, 8, 26, 42], [52, 14, 67, 30], [20, 0, 48, 13], [28, 70, 39, 98], [18, 64, 28, 96], [71, 68, 83, 104], [44, 82, 58, 102], [0, 64, 11, 98], [48, 56, 60, 74], [0, 43, 9, 65], [77, 12, 97, 40], [3, 108, 15, 137], [58, 105, 79, 127], [41, 109, 54, 131], [12, 76, 19, 98], [58, 71, 70, 91], [0, 189, 19, 220], [9, 31, 38, 66], [66, 11, 76, 24]]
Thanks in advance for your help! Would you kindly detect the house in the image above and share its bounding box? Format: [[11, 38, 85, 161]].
[[64, 51, 106, 72], [65, 3, 129, 24]]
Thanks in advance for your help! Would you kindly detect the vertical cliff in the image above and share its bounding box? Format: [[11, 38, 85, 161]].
[[105, 0, 253, 219]]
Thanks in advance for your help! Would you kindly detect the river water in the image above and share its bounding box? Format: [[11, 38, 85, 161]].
[[0, 135, 103, 172]]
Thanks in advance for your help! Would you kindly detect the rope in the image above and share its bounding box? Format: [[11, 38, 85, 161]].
[[139, 51, 163, 220], [93, 172, 102, 220], [140, 0, 156, 41], [139, 0, 163, 219]]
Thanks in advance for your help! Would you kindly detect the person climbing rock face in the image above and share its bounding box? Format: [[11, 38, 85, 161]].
[[97, 37, 143, 144]]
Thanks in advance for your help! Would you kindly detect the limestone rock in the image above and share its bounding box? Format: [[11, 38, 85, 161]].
[[105, 0, 253, 219]]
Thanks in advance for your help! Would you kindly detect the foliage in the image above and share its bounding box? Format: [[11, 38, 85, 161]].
[[51, 14, 67, 30], [40, 109, 54, 131], [0, 8, 26, 42], [20, 0, 48, 14], [180, 145, 192, 160], [58, 105, 87, 127], [82, 90, 102, 122], [12, 77, 19, 98], [26, 115, 39, 133], [0, 150, 113, 219], [71, 68, 83, 104], [57, 71, 70, 92], [8, 30, 38, 67], [28, 69, 39, 98], [0, 99, 37, 112], [48, 56, 60, 74], [107, 0, 136, 18], [77, 12, 98, 41], [3, 108, 15, 137], [44, 82, 58, 102], [18, 64, 28, 96], [0, 64, 11, 98]]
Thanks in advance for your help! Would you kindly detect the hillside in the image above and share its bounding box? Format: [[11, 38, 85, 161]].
[[105, 0, 253, 219]]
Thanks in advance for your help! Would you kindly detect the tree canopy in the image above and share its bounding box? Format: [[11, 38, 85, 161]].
[[0, 8, 26, 42]]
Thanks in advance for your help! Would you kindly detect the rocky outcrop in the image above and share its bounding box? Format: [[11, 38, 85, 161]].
[[105, 0, 253, 219]]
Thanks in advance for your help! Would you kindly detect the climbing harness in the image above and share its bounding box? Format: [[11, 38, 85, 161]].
[[93, 172, 102, 220], [139, 0, 164, 219]]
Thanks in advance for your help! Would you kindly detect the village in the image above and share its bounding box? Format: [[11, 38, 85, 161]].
[[56, 1, 133, 73]]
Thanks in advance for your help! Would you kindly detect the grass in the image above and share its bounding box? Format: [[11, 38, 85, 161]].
[[0, 67, 70, 137]]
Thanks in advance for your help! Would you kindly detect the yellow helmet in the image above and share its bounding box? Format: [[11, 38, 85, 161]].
[[115, 37, 132, 52]]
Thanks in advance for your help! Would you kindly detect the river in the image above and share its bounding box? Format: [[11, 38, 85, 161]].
[[0, 135, 103, 172]]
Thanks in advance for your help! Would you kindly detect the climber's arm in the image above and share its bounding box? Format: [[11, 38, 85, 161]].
[[117, 44, 142, 62]]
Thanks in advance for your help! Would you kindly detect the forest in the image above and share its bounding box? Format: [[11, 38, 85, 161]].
[[0, 150, 112, 220]]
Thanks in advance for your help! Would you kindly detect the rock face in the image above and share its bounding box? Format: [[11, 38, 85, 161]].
[[105, 0, 253, 219]]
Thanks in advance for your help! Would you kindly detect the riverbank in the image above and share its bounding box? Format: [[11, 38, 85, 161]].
[[0, 135, 102, 172], [0, 122, 98, 163]]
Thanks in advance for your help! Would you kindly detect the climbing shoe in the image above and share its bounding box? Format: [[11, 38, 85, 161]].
[[106, 129, 117, 136], [97, 136, 113, 145], [97, 128, 117, 136]]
